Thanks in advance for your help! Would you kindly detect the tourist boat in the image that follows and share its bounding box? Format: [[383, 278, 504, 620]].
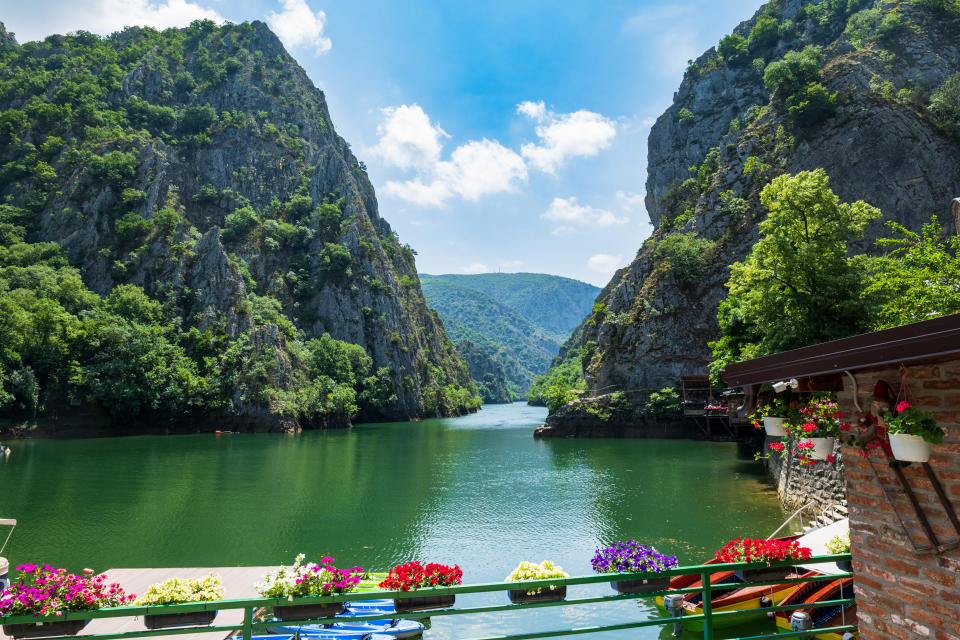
[[774, 574, 857, 639], [266, 619, 423, 638], [654, 520, 850, 632], [654, 566, 802, 631]]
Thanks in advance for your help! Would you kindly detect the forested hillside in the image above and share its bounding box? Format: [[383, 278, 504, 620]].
[[0, 19, 477, 433], [420, 273, 599, 401]]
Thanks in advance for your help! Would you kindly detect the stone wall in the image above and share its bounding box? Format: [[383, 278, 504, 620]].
[[838, 363, 960, 640], [765, 437, 847, 512]]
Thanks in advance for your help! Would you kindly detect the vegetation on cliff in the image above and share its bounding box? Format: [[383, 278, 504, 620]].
[[0, 20, 478, 429], [539, 0, 960, 420]]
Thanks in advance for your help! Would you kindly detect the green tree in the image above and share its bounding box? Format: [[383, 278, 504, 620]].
[[763, 46, 824, 95], [929, 72, 960, 132], [864, 216, 960, 328], [719, 34, 749, 65], [786, 82, 837, 128], [748, 13, 780, 51], [710, 170, 881, 378]]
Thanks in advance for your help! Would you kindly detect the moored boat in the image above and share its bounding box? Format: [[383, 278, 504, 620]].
[[774, 574, 857, 640]]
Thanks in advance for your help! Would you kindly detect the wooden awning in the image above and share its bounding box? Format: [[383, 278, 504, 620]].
[[722, 313, 960, 386]]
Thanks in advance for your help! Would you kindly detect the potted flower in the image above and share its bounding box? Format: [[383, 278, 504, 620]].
[[134, 573, 223, 629], [0, 564, 134, 638], [590, 541, 677, 594], [825, 532, 851, 572], [714, 538, 812, 583], [788, 396, 845, 462], [378, 562, 462, 612], [754, 398, 791, 437], [255, 555, 363, 621], [504, 561, 568, 603], [884, 401, 944, 462]]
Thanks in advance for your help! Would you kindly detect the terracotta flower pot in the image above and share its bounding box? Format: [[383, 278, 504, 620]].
[[3, 620, 88, 638], [144, 610, 217, 629], [508, 586, 566, 603], [392, 594, 455, 612], [889, 433, 931, 462], [762, 417, 787, 437]]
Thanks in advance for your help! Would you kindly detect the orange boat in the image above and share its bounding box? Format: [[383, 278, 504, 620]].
[[774, 573, 857, 640]]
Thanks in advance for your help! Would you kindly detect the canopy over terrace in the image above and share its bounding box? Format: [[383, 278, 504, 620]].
[[721, 312, 960, 407]]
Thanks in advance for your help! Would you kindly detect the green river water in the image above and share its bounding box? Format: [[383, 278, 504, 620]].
[[1, 402, 787, 639]]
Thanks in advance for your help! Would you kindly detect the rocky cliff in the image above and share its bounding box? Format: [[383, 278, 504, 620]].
[[0, 20, 477, 430], [554, 0, 960, 398], [455, 339, 514, 404]]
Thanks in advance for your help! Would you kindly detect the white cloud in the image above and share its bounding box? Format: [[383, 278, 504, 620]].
[[616, 190, 645, 211], [385, 138, 527, 207], [519, 108, 617, 174], [500, 260, 524, 270], [267, 0, 331, 55], [588, 253, 626, 274], [516, 100, 547, 121], [368, 104, 448, 170], [459, 263, 490, 274], [542, 197, 628, 232], [551, 226, 576, 237], [8, 0, 224, 41]]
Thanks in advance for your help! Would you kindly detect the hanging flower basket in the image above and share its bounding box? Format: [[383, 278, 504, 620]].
[[889, 433, 931, 463], [609, 576, 670, 594], [273, 602, 344, 621], [393, 594, 456, 613], [145, 610, 217, 629], [378, 561, 462, 613], [762, 417, 787, 437], [806, 437, 835, 460], [508, 586, 566, 603], [2, 620, 88, 639]]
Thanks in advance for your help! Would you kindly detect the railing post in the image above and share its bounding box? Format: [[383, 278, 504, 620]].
[[701, 571, 713, 640], [242, 605, 253, 640]]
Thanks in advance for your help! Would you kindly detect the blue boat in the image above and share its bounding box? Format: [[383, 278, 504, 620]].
[[263, 626, 367, 639], [332, 619, 423, 638]]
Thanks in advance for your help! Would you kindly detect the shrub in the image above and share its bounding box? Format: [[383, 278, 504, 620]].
[[678, 107, 695, 125], [179, 104, 216, 135], [763, 46, 824, 95], [719, 34, 749, 65], [655, 232, 714, 285], [748, 13, 779, 51], [223, 205, 260, 240], [929, 72, 960, 132], [115, 212, 151, 242], [321, 242, 351, 272], [786, 82, 837, 127]]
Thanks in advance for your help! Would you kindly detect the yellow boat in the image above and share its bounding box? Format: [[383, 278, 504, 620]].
[[774, 574, 857, 640]]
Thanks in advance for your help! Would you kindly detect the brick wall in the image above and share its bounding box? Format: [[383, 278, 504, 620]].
[[837, 363, 960, 640], [766, 436, 846, 511]]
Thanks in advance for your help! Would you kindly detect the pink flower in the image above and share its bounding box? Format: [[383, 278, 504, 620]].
[[896, 400, 910, 413]]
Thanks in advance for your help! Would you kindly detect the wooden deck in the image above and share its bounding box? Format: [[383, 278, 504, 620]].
[[1, 567, 273, 640]]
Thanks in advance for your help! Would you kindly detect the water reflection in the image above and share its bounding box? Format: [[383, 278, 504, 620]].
[[1, 402, 786, 640]]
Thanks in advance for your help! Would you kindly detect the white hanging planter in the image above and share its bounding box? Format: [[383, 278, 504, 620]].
[[807, 437, 835, 460], [763, 416, 787, 437], [889, 433, 932, 463]]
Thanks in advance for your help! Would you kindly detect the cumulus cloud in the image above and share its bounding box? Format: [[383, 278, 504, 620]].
[[518, 105, 617, 174], [588, 253, 626, 274], [516, 100, 547, 121], [368, 104, 448, 170], [267, 0, 332, 55], [459, 263, 490, 274], [8, 0, 223, 41], [541, 197, 628, 233], [616, 190, 645, 210], [373, 104, 527, 207]]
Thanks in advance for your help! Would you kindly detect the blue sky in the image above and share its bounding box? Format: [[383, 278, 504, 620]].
[[3, 0, 762, 286]]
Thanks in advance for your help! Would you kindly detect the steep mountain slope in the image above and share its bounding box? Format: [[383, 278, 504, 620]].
[[0, 20, 477, 430], [551, 0, 960, 399], [420, 275, 560, 397], [454, 339, 513, 404], [423, 273, 600, 341]]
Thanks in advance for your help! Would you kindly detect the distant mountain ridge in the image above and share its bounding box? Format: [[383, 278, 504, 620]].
[[420, 273, 600, 400]]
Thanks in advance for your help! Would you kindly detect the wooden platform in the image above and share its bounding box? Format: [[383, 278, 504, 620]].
[[1, 567, 273, 640]]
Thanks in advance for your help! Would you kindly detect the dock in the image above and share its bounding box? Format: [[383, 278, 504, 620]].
[[0, 567, 272, 640]]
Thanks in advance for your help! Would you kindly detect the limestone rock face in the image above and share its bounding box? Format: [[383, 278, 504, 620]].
[[561, 0, 960, 396], [0, 19, 475, 423]]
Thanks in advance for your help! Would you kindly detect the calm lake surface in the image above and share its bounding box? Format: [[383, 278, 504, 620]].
[[2, 402, 787, 639]]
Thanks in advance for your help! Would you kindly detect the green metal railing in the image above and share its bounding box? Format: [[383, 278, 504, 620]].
[[0, 555, 855, 640]]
